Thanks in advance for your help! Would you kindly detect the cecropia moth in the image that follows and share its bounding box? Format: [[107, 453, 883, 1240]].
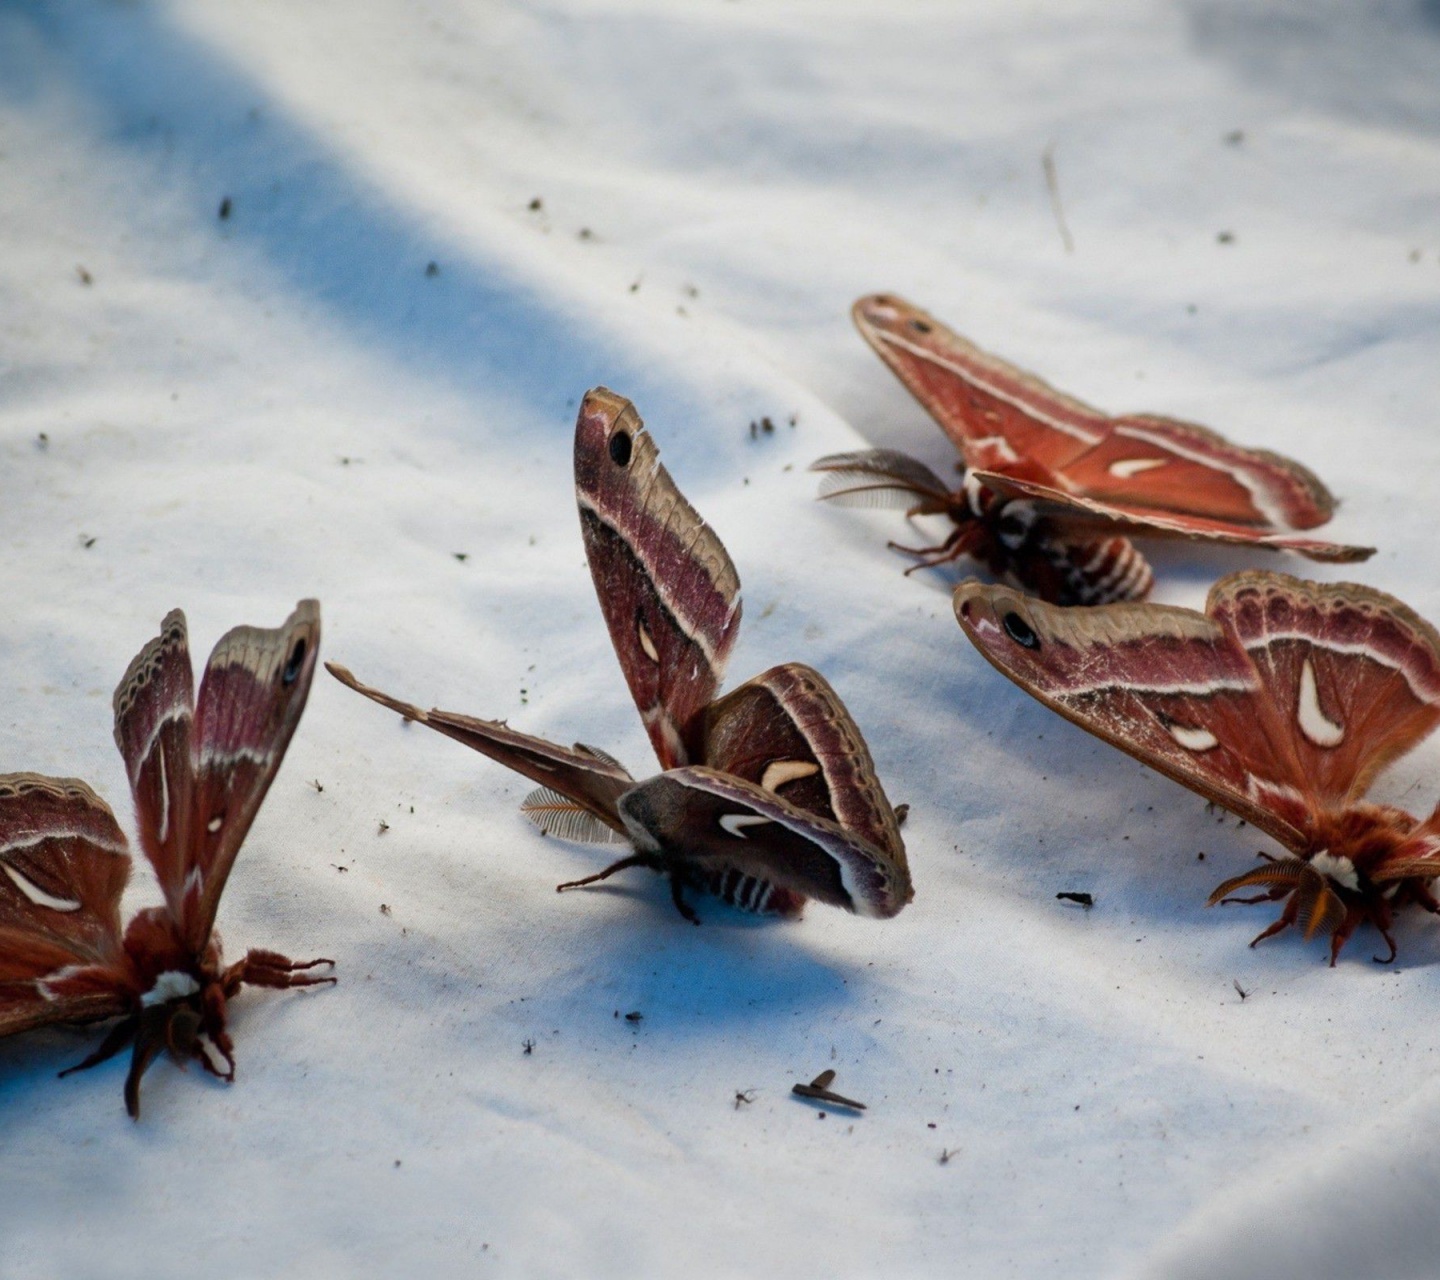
[[329, 387, 912, 923], [954, 570, 1440, 963], [813, 295, 1373, 605], [0, 603, 331, 1116]]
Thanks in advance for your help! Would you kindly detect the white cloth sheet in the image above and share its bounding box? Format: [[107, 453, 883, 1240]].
[[2, 2, 1438, 1276]]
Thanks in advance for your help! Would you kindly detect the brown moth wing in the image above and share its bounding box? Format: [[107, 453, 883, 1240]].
[[953, 578, 1317, 849], [574, 387, 742, 769], [619, 767, 912, 918], [971, 469, 1373, 563], [0, 774, 134, 1036], [1208, 573, 1440, 806], [1055, 414, 1338, 530], [853, 295, 1104, 473], [326, 663, 634, 835], [178, 601, 321, 953], [112, 608, 197, 928], [854, 295, 1345, 533], [700, 663, 907, 865]]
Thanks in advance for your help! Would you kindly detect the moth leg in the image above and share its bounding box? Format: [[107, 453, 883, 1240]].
[[1219, 890, 1289, 906], [122, 1004, 177, 1120], [890, 527, 971, 574], [556, 854, 654, 894], [1370, 924, 1398, 967], [1410, 881, 1440, 914], [1325, 907, 1368, 967], [669, 874, 700, 926], [58, 1013, 139, 1079], [1366, 897, 1399, 966], [1247, 905, 1297, 951], [230, 948, 337, 994]]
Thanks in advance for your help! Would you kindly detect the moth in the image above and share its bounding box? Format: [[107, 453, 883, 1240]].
[[813, 294, 1372, 605], [0, 602, 331, 1116], [329, 387, 911, 923], [955, 570, 1440, 963]]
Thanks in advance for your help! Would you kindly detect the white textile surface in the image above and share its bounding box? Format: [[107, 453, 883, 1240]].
[[2, 3, 1439, 1277]]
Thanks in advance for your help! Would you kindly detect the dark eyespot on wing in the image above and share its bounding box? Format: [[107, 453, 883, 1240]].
[[283, 638, 307, 686], [1003, 611, 1040, 649], [609, 429, 632, 467], [909, 319, 932, 334]]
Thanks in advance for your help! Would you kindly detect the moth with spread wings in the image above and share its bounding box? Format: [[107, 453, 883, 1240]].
[[329, 387, 912, 923], [813, 295, 1372, 605], [955, 571, 1440, 963], [0, 603, 331, 1117]]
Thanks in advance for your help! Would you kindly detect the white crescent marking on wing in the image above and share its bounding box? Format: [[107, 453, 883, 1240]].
[[1243, 632, 1440, 704], [130, 703, 190, 789], [1108, 457, 1169, 479], [2, 864, 81, 912], [1167, 722, 1220, 752], [1296, 658, 1345, 747], [196, 744, 275, 769], [719, 814, 774, 839], [637, 620, 661, 663], [761, 760, 821, 792]]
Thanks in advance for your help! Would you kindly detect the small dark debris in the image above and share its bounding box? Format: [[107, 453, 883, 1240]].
[[523, 1038, 535, 1055], [788, 414, 797, 427], [377, 820, 389, 835], [76, 265, 93, 285], [332, 864, 349, 873], [528, 196, 543, 211], [1233, 979, 1249, 1001], [454, 552, 469, 562], [1056, 891, 1094, 908], [394, 1159, 401, 1168], [927, 1122, 937, 1129], [425, 261, 439, 277], [792, 1069, 865, 1111], [1224, 129, 1245, 146], [939, 1148, 958, 1165], [310, 779, 324, 792], [628, 279, 641, 293], [577, 227, 593, 241], [1197, 852, 1206, 861], [36, 433, 49, 450], [734, 1089, 756, 1109], [218, 196, 233, 220], [761, 416, 775, 434], [1410, 249, 1423, 263], [1216, 230, 1235, 245], [624, 1010, 643, 1023], [380, 903, 392, 916], [79, 534, 96, 549], [682, 283, 698, 299]]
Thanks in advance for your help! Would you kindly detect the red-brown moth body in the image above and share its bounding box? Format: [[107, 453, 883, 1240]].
[[0, 602, 331, 1116], [330, 388, 912, 924], [955, 571, 1440, 963], [814, 295, 1372, 604]]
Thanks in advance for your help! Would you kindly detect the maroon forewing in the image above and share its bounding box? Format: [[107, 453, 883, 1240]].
[[971, 470, 1373, 563], [855, 294, 1356, 542], [574, 388, 742, 769], [180, 601, 321, 954], [953, 578, 1318, 848], [0, 774, 134, 1036], [112, 608, 196, 923], [700, 663, 907, 864], [618, 767, 911, 918], [326, 663, 634, 835], [1208, 574, 1440, 806], [852, 295, 1104, 472]]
